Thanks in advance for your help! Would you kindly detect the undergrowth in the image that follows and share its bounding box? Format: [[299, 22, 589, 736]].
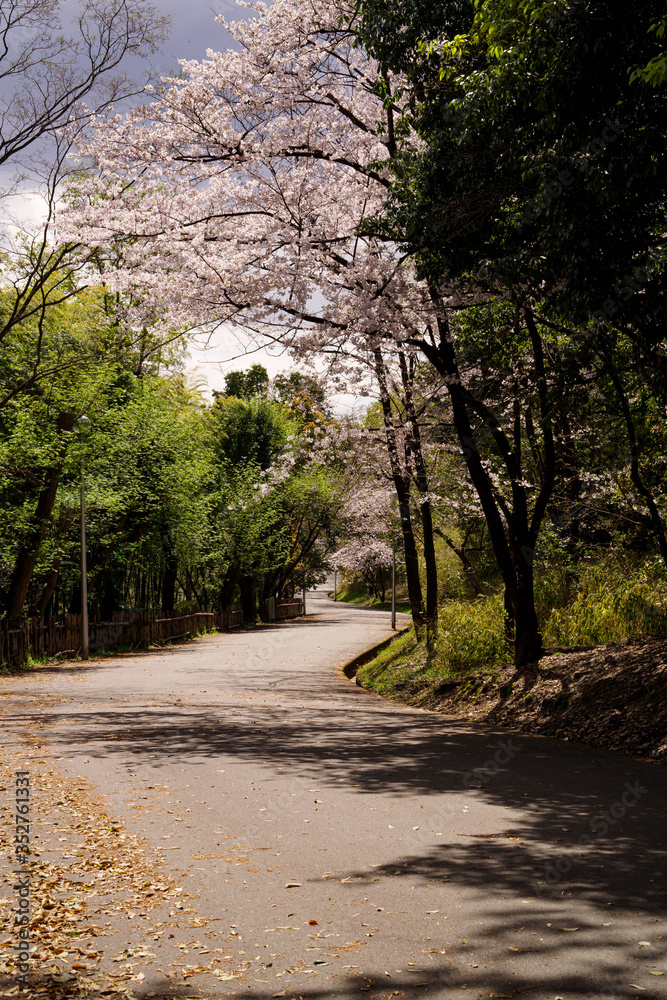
[[333, 580, 412, 615], [357, 555, 667, 701]]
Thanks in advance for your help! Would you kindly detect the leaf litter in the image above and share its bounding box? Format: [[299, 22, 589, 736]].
[[0, 731, 256, 997]]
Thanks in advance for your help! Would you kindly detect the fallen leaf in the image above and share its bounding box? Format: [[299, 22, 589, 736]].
[[628, 985, 646, 991], [649, 971, 664, 976], [308, 919, 318, 925], [285, 882, 301, 888], [561, 927, 580, 931]]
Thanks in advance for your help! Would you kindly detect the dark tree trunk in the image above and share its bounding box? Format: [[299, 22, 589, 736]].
[[378, 567, 386, 603], [399, 351, 439, 629], [32, 564, 61, 619], [220, 565, 240, 607], [99, 568, 122, 622], [602, 347, 667, 566], [162, 558, 177, 613], [240, 575, 256, 623], [412, 294, 554, 667], [30, 511, 76, 618], [6, 411, 75, 626], [503, 586, 515, 646], [373, 348, 426, 634]]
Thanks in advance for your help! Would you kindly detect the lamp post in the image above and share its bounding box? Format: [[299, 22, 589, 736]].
[[391, 545, 396, 631], [77, 416, 90, 660], [333, 568, 337, 601]]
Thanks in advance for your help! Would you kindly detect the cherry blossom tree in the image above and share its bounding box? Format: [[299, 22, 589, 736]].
[[62, 0, 563, 665], [62, 0, 451, 631]]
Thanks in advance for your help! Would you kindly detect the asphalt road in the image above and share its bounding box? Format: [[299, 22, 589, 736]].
[[2, 588, 666, 1000]]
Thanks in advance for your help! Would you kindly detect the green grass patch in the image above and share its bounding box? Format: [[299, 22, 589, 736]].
[[357, 593, 509, 704], [333, 582, 412, 615], [357, 555, 667, 707], [542, 559, 667, 646]]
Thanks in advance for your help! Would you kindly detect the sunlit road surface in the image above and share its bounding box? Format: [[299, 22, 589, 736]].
[[1, 587, 665, 999]]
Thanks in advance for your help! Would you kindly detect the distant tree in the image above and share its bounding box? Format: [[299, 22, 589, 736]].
[[212, 394, 291, 471], [273, 372, 331, 425], [221, 364, 269, 400]]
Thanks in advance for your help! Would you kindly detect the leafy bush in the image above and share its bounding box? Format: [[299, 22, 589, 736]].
[[435, 593, 509, 674], [433, 555, 667, 675], [543, 558, 667, 647]]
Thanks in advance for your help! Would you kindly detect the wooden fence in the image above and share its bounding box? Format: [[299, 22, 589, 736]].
[[264, 597, 304, 621], [1, 597, 304, 669]]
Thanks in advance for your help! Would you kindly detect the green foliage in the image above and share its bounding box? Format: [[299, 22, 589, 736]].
[[220, 364, 270, 399], [272, 372, 332, 426], [1, 285, 341, 629], [630, 18, 666, 88], [212, 394, 293, 470], [543, 558, 667, 647], [357, 0, 666, 331], [435, 593, 510, 674]]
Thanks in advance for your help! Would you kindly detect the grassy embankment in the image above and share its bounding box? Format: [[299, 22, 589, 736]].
[[330, 579, 413, 616], [354, 555, 667, 703]]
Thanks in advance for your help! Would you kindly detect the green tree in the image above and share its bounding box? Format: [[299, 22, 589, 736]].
[[221, 364, 270, 400]]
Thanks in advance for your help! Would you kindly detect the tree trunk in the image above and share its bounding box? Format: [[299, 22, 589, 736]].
[[32, 564, 62, 619], [434, 528, 485, 596], [373, 347, 426, 634], [398, 351, 439, 631], [162, 558, 178, 613], [602, 347, 667, 567], [220, 565, 240, 607], [413, 293, 551, 667], [5, 411, 75, 625], [514, 565, 543, 665], [240, 575, 256, 623]]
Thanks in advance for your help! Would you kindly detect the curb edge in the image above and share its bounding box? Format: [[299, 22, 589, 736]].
[[339, 625, 413, 683]]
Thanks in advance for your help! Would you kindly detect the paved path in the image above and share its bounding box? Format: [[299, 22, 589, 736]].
[[1, 589, 666, 999]]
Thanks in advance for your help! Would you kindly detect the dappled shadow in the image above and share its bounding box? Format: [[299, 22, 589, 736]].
[[127, 962, 659, 999], [3, 591, 664, 999], [0, 967, 643, 1000], [5, 698, 665, 923]]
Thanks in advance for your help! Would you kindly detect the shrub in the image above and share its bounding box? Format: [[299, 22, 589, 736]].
[[435, 592, 510, 674]]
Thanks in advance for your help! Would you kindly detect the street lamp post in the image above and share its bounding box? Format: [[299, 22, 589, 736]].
[[391, 545, 396, 631], [78, 416, 90, 660]]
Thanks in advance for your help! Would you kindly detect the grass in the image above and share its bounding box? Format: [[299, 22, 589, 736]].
[[333, 581, 412, 615], [356, 554, 667, 705]]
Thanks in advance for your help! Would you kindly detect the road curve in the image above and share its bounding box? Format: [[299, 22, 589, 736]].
[[1, 588, 665, 1000]]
